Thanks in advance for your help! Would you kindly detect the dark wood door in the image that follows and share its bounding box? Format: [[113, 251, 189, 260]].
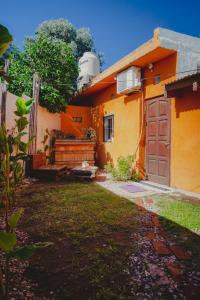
[[145, 97, 170, 185]]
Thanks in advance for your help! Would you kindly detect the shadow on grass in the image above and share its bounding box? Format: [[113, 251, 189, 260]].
[[14, 179, 200, 299]]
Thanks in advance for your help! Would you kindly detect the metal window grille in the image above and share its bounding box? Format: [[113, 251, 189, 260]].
[[104, 114, 114, 142]]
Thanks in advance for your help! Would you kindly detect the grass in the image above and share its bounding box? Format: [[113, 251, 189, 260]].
[[157, 196, 200, 233], [3, 181, 199, 298], [156, 194, 200, 265], [17, 180, 139, 299]]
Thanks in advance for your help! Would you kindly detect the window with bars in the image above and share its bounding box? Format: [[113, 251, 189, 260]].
[[104, 114, 114, 142]]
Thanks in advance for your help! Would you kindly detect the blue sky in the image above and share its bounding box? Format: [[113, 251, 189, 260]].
[[1, 0, 200, 69]]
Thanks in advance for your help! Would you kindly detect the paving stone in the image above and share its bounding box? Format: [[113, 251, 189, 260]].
[[152, 215, 161, 227], [170, 245, 192, 260], [148, 263, 166, 277], [146, 198, 154, 205], [153, 240, 171, 255], [135, 199, 145, 211], [182, 284, 200, 300], [146, 231, 156, 241], [166, 261, 184, 278], [159, 229, 170, 240]]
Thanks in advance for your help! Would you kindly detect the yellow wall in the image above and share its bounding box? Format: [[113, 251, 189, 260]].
[[91, 84, 141, 168], [171, 90, 200, 193]]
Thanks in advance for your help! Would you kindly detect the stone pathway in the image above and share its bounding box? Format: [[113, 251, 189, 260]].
[[96, 179, 161, 199], [128, 197, 200, 300], [96, 178, 200, 299]]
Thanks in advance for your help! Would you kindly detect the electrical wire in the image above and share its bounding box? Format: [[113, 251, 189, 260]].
[[44, 68, 199, 87]]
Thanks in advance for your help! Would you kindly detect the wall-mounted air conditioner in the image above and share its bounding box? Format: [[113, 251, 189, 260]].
[[117, 66, 141, 95]]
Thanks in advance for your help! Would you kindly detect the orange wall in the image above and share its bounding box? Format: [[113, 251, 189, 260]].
[[90, 84, 142, 168], [144, 53, 176, 99], [61, 105, 92, 138], [90, 54, 177, 170], [61, 54, 200, 194], [171, 89, 200, 193]]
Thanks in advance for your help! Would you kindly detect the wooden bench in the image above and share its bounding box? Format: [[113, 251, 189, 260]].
[[25, 153, 69, 181]]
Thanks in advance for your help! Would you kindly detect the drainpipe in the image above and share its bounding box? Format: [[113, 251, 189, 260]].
[[133, 88, 145, 175]]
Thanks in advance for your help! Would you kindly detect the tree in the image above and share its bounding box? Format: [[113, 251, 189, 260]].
[[6, 18, 103, 113], [36, 19, 104, 65], [8, 34, 78, 113], [37, 19, 96, 59]]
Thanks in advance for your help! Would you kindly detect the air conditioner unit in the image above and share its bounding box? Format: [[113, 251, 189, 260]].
[[117, 66, 141, 95]]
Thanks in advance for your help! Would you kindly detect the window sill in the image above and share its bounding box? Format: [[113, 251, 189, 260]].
[[104, 138, 114, 143]]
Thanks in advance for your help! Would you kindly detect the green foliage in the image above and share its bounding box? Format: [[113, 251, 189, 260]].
[[0, 231, 17, 253], [75, 27, 95, 59], [104, 161, 113, 173], [0, 98, 34, 204], [9, 242, 53, 260], [106, 155, 134, 181], [36, 19, 77, 45], [0, 209, 52, 258], [8, 208, 24, 229], [8, 34, 78, 113], [36, 18, 103, 63], [0, 98, 53, 298], [6, 19, 103, 113], [0, 24, 12, 57], [41, 128, 50, 153]]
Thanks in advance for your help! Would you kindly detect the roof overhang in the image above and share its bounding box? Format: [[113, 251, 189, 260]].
[[72, 27, 200, 104]]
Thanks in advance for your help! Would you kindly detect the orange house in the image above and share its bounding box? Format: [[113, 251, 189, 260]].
[[61, 28, 200, 194]]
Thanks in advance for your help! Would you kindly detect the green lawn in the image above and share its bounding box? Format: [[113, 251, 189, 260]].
[[18, 181, 139, 299], [2, 182, 200, 299], [157, 196, 200, 233], [156, 195, 200, 264]]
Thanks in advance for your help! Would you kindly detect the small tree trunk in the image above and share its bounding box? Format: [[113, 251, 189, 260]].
[[0, 60, 9, 126]]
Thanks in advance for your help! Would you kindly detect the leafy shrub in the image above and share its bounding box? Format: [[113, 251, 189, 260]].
[[104, 161, 113, 173], [106, 155, 134, 181]]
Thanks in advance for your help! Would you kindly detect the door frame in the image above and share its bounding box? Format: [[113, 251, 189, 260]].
[[144, 96, 171, 186]]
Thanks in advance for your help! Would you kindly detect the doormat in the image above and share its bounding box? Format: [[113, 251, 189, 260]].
[[120, 184, 146, 193]]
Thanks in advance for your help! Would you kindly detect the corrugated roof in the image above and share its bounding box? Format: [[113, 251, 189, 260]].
[[166, 72, 200, 86]]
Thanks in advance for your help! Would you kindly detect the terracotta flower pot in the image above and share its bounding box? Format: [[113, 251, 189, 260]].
[[32, 152, 46, 169]]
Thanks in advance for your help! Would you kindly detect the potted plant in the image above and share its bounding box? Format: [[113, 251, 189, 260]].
[[83, 127, 96, 141]]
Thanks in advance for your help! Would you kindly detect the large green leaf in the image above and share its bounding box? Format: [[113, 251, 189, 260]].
[[15, 98, 27, 116], [8, 208, 24, 229], [19, 141, 27, 152], [9, 242, 53, 260], [11, 153, 29, 162], [0, 24, 12, 57], [25, 99, 34, 111], [16, 116, 28, 131], [0, 231, 16, 253]]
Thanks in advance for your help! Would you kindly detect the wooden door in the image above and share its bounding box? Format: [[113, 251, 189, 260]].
[[145, 97, 170, 185]]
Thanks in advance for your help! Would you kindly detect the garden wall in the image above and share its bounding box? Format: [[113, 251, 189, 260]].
[[0, 86, 61, 151]]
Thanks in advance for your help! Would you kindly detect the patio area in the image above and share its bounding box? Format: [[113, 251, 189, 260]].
[[1, 179, 199, 299]]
